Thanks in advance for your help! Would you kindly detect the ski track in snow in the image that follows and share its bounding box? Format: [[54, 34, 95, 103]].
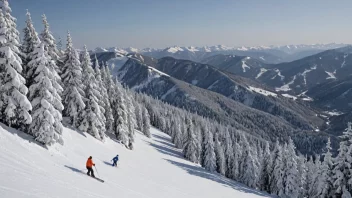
[[0, 124, 271, 198]]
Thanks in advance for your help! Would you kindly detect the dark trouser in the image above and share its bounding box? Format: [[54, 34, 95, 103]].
[[86, 166, 95, 177], [112, 160, 117, 166]]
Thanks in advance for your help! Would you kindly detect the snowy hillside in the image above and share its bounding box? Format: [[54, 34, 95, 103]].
[[0, 123, 271, 198]]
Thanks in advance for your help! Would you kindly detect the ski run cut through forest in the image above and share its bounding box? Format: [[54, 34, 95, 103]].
[[0, 124, 271, 198]]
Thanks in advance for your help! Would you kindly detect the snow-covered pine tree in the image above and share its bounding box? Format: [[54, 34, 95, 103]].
[[40, 14, 60, 75], [0, 8, 32, 128], [134, 101, 143, 131], [316, 138, 333, 197], [21, 10, 40, 84], [270, 140, 284, 196], [282, 138, 299, 198], [173, 117, 183, 149], [27, 32, 64, 138], [260, 141, 272, 193], [297, 156, 307, 198], [306, 156, 319, 197], [61, 32, 85, 127], [240, 135, 259, 188], [231, 138, 242, 181], [142, 105, 151, 138], [125, 90, 136, 149], [111, 81, 129, 146], [79, 46, 105, 140], [332, 122, 352, 197], [194, 122, 202, 163], [214, 132, 226, 175], [79, 81, 104, 140], [223, 127, 234, 178], [183, 116, 198, 163], [28, 43, 63, 145], [203, 124, 216, 172]]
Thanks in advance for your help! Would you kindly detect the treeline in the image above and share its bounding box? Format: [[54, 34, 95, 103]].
[[135, 90, 352, 197], [0, 0, 151, 149]]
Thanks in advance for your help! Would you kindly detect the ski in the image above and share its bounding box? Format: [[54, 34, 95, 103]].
[[87, 175, 104, 183], [94, 177, 104, 183]]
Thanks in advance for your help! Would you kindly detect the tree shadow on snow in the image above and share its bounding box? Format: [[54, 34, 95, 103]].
[[144, 140, 184, 159], [152, 134, 171, 142], [163, 159, 271, 197], [154, 139, 176, 148], [64, 165, 86, 175], [61, 120, 87, 138], [0, 123, 49, 149]]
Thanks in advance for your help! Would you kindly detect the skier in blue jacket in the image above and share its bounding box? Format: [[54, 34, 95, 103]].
[[112, 155, 119, 167]]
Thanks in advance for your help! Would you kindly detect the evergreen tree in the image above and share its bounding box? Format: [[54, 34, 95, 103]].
[[223, 127, 234, 178], [111, 82, 129, 146], [214, 133, 226, 175], [125, 91, 136, 149], [240, 135, 259, 188], [173, 117, 183, 149], [297, 156, 307, 198], [270, 140, 284, 195], [183, 116, 198, 163], [203, 124, 216, 172], [232, 139, 242, 181], [142, 105, 151, 138], [332, 122, 352, 197], [61, 32, 85, 127], [260, 141, 272, 193], [134, 102, 143, 131], [28, 43, 63, 145], [316, 138, 334, 197], [21, 10, 40, 83], [282, 138, 299, 198], [40, 14, 60, 75], [79, 46, 105, 140], [0, 8, 32, 128]]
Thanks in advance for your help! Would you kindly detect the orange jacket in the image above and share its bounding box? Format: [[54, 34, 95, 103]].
[[86, 158, 94, 168]]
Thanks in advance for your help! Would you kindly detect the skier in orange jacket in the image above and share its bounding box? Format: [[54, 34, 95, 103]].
[[86, 156, 95, 177]]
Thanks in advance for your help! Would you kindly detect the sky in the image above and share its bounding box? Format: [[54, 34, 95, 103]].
[[10, 0, 352, 49]]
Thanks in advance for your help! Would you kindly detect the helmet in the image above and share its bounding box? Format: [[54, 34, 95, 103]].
[[89, 156, 92, 159]]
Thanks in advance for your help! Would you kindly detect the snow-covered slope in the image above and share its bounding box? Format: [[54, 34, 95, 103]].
[[0, 123, 270, 198]]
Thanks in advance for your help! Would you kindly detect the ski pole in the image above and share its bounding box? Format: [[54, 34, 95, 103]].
[[94, 166, 100, 178]]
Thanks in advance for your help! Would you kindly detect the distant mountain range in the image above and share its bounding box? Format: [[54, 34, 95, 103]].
[[90, 43, 347, 64], [203, 46, 352, 113], [91, 44, 352, 154]]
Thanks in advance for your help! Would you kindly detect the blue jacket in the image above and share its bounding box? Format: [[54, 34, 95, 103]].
[[112, 156, 119, 162]]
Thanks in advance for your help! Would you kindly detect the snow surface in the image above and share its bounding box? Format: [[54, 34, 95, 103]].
[[271, 69, 285, 81], [281, 94, 297, 100], [0, 123, 271, 198], [241, 61, 250, 72], [325, 71, 337, 80], [248, 86, 277, 97], [323, 111, 343, 116], [301, 64, 317, 85], [255, 68, 267, 79], [276, 75, 296, 92], [341, 54, 348, 68]]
